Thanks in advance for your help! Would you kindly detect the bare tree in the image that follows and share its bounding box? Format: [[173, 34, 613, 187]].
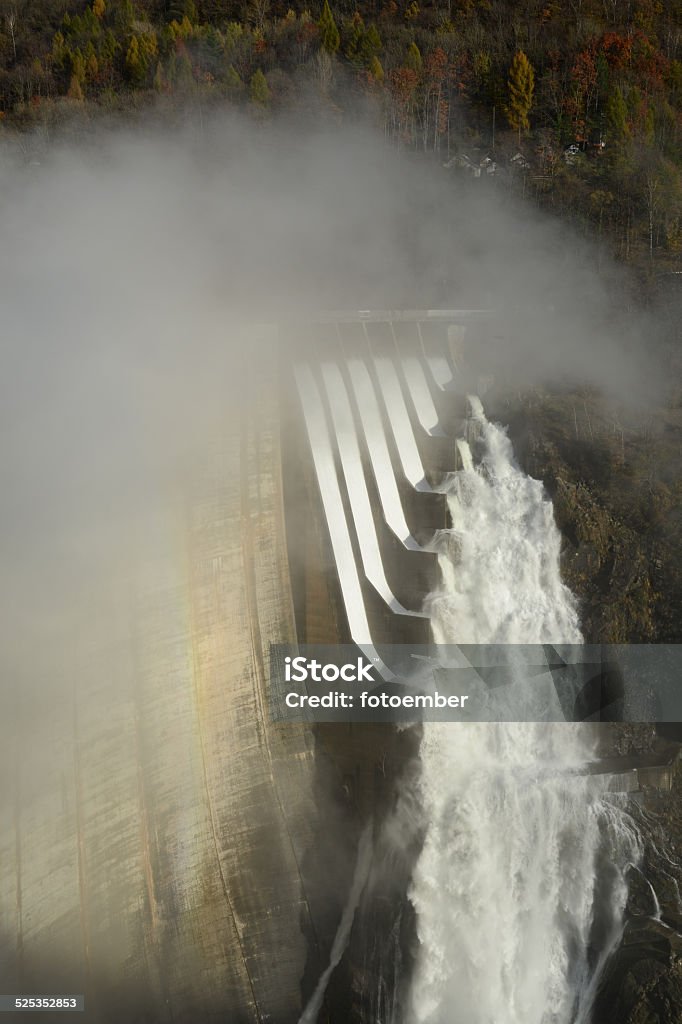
[[313, 50, 334, 96], [5, 5, 17, 63], [645, 168, 660, 263], [247, 0, 270, 32]]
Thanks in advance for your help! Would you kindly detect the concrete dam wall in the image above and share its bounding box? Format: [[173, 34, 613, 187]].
[[0, 346, 320, 1023], [0, 314, 471, 1023], [0, 313, 665, 1024]]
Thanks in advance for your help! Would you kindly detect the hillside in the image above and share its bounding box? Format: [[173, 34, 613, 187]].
[[1, 0, 682, 280]]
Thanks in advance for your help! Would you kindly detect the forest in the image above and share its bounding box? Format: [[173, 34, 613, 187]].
[[0, 0, 681, 275]]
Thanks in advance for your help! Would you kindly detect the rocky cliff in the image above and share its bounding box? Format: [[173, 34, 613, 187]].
[[500, 386, 682, 1024]]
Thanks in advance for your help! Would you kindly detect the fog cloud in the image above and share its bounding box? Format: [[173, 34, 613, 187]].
[[0, 109, 672, 1016], [0, 110, 662, 777]]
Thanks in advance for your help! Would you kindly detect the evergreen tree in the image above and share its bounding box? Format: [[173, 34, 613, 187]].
[[169, 51, 194, 88], [226, 65, 243, 93], [139, 32, 159, 66], [52, 32, 66, 70], [67, 73, 84, 100], [85, 42, 99, 81], [606, 85, 630, 144], [101, 29, 119, 61], [167, 0, 197, 22], [369, 55, 384, 82], [359, 24, 381, 66], [117, 0, 135, 31], [318, 0, 340, 55], [71, 49, 86, 84], [405, 41, 422, 74], [343, 12, 364, 63], [126, 36, 145, 84], [505, 50, 535, 137], [169, 15, 193, 38], [250, 68, 271, 104]]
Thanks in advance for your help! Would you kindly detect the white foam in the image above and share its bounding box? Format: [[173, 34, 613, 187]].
[[410, 404, 639, 1024]]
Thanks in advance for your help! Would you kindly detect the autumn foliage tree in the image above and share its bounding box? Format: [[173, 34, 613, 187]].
[[506, 49, 535, 137], [67, 72, 84, 100], [568, 46, 598, 141], [387, 65, 418, 141]]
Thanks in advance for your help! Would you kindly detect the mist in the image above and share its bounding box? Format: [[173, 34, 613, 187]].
[[0, 114, 661, 651], [0, 110, 667, 1013]]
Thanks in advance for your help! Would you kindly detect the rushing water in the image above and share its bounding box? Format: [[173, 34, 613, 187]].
[[409, 398, 639, 1024], [299, 822, 374, 1024]]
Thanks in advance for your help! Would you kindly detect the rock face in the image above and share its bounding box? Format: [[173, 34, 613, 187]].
[[500, 388, 682, 1024], [626, 865, 661, 919], [593, 919, 682, 1024], [496, 387, 682, 645]]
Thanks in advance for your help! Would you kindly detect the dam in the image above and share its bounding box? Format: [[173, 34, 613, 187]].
[[0, 312, 674, 1024]]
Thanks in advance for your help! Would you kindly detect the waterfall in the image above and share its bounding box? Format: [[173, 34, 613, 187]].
[[409, 399, 639, 1024], [298, 822, 374, 1024]]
